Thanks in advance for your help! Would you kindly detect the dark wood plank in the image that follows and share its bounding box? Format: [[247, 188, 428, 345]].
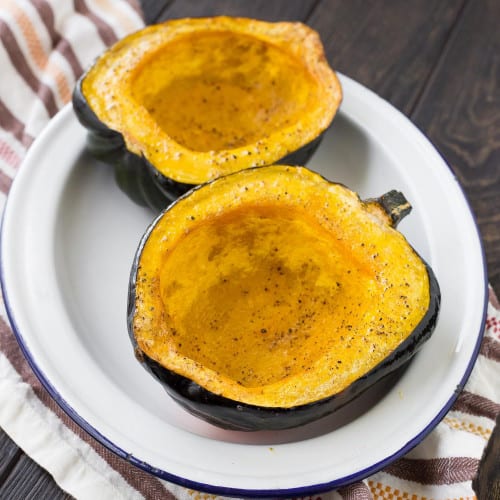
[[156, 0, 318, 23], [473, 414, 500, 500], [0, 452, 73, 500], [1, 1, 497, 498], [411, 0, 500, 293], [140, 0, 174, 24], [0, 428, 22, 484], [308, 0, 466, 114]]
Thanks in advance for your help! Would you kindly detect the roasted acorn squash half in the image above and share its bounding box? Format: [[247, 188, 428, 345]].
[[128, 165, 440, 431], [72, 17, 342, 210]]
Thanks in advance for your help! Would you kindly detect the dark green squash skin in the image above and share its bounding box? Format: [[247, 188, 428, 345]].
[[127, 178, 441, 431], [72, 76, 326, 212]]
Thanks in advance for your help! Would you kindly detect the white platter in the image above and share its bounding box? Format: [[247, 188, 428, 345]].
[[0, 75, 487, 496]]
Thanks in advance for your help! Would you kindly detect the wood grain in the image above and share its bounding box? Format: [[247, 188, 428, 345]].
[[156, 0, 318, 23], [307, 0, 466, 114], [0, 451, 73, 500], [411, 0, 500, 293], [0, 428, 21, 484], [139, 0, 173, 24], [0, 0, 498, 497]]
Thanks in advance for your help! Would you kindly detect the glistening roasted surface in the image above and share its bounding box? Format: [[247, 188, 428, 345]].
[[79, 17, 341, 185], [132, 32, 318, 152], [132, 166, 432, 408], [1, 0, 498, 496]]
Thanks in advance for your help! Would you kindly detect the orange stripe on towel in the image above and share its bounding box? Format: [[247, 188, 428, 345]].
[[4, 1, 72, 104], [88, 0, 140, 36], [0, 139, 21, 173]]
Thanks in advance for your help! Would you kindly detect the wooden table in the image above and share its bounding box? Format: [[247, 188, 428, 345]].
[[0, 1, 498, 498]]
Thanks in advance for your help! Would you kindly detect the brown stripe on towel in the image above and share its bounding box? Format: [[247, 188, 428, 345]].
[[452, 390, 500, 420], [385, 456, 480, 485], [31, 0, 84, 78], [0, 317, 177, 499], [338, 481, 373, 499], [0, 19, 58, 117], [3, 2, 73, 103], [481, 336, 500, 362], [489, 287, 500, 310], [74, 0, 118, 47], [0, 99, 34, 148]]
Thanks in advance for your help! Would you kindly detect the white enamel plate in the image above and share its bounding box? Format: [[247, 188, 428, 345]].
[[1, 75, 487, 496]]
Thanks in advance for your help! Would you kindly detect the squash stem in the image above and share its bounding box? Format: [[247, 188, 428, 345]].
[[377, 190, 412, 227]]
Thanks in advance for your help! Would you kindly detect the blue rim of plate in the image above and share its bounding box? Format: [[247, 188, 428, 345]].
[[0, 76, 489, 497]]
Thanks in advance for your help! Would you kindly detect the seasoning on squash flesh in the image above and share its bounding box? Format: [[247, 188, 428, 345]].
[[130, 165, 437, 410], [76, 17, 342, 187]]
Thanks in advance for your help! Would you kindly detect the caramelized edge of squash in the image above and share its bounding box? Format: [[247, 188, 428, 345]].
[[131, 166, 431, 408], [81, 17, 342, 184]]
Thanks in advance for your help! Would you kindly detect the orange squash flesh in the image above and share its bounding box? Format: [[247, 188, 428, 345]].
[[80, 17, 342, 185], [132, 166, 431, 408], [131, 31, 319, 153]]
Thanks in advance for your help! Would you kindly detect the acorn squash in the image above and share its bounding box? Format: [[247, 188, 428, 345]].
[[72, 17, 342, 210], [128, 165, 440, 430]]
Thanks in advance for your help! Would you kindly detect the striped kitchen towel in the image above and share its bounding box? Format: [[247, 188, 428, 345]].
[[0, 1, 499, 499]]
